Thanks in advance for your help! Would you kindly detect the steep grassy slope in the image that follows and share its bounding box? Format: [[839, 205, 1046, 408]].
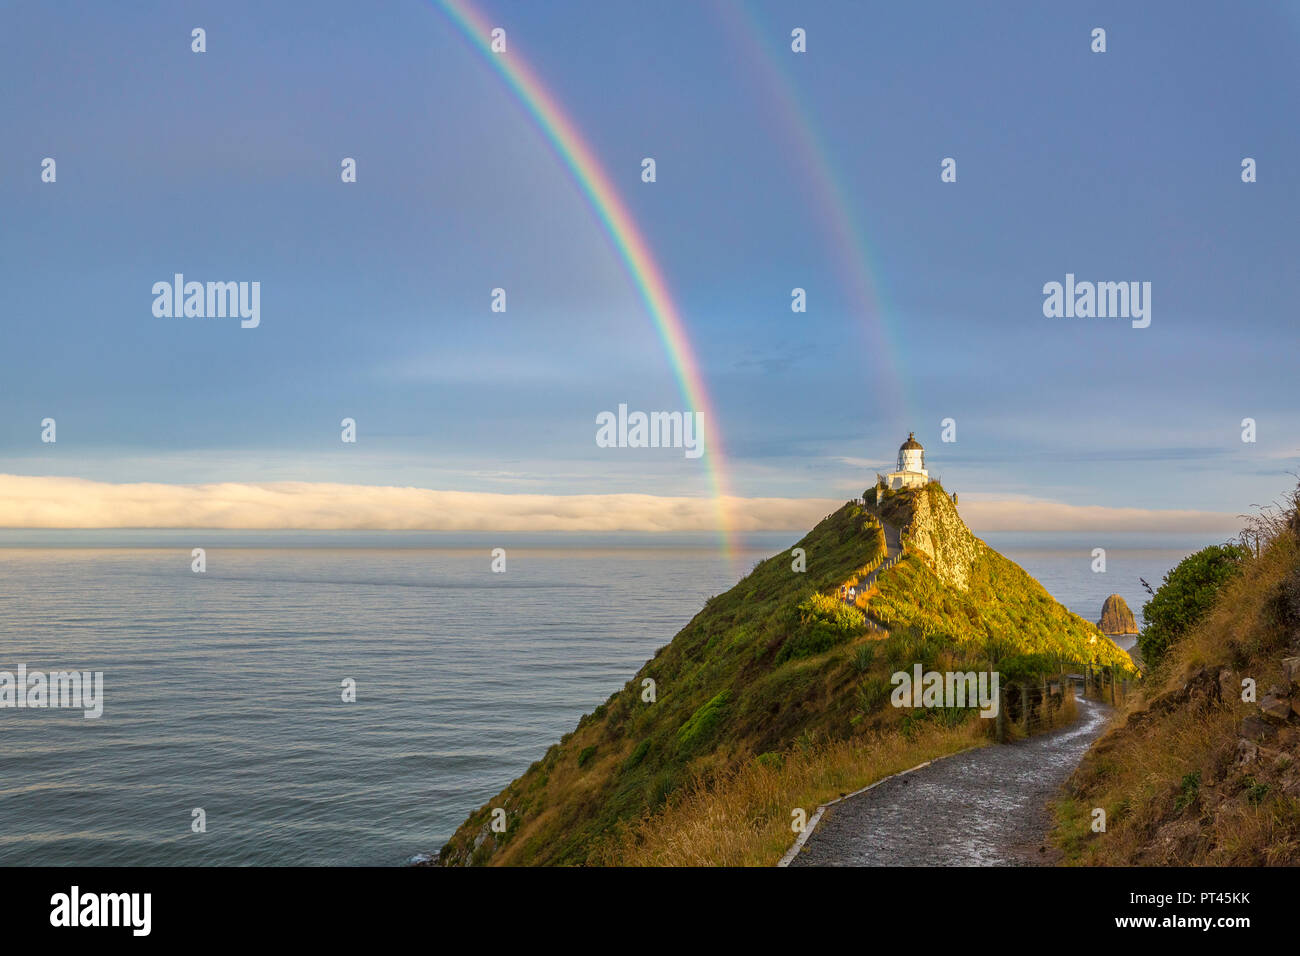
[[435, 487, 1132, 866], [871, 485, 1126, 673], [1053, 496, 1300, 865]]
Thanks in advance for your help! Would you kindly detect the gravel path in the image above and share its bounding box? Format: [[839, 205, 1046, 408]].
[[859, 516, 901, 629], [790, 694, 1111, 866], [872, 521, 902, 571], [879, 519, 902, 559]]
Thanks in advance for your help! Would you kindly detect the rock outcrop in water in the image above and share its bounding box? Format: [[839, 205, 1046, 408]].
[[1097, 594, 1138, 635]]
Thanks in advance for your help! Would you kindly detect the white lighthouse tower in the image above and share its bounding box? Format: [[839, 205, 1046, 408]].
[[879, 432, 929, 490]]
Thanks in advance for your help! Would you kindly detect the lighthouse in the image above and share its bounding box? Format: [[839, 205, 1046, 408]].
[[879, 433, 929, 490]]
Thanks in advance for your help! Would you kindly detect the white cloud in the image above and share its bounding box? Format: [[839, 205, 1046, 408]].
[[0, 475, 1245, 534], [0, 474, 837, 532], [958, 494, 1240, 533]]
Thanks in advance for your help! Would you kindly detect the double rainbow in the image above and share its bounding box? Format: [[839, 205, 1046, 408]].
[[432, 0, 736, 558]]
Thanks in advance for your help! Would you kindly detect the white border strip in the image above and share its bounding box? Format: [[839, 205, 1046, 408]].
[[776, 745, 981, 867]]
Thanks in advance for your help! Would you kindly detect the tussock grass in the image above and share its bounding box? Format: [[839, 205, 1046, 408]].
[[1052, 497, 1300, 866], [594, 721, 984, 866]]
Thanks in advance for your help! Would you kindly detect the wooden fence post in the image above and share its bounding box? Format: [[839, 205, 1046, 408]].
[[995, 675, 1006, 744]]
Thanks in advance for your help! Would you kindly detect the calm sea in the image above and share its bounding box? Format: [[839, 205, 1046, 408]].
[[0, 529, 1219, 865]]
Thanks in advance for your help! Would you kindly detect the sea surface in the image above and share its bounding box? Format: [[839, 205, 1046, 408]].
[[0, 529, 1222, 865]]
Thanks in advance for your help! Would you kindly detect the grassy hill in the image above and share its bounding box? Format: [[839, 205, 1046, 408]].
[[1053, 485, 1300, 864], [434, 483, 1135, 866]]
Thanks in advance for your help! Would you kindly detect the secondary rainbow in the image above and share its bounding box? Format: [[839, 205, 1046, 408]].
[[716, 0, 914, 427], [431, 0, 736, 557]]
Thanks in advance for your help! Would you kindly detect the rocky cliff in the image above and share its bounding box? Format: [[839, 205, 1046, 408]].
[[878, 483, 981, 591]]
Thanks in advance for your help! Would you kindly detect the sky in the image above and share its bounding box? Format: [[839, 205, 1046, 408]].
[[1, 0, 1297, 533]]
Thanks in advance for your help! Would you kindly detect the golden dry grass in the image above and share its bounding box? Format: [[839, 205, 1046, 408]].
[[593, 721, 986, 866], [1053, 529, 1300, 865]]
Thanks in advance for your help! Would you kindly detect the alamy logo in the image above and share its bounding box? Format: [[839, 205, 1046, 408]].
[[0, 665, 103, 718], [50, 886, 151, 936], [890, 665, 1000, 718], [596, 403, 704, 459], [152, 274, 260, 328], [1042, 273, 1151, 328]]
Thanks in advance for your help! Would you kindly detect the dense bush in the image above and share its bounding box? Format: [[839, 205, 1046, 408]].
[[676, 690, 731, 753], [777, 593, 866, 663], [1139, 543, 1250, 666]]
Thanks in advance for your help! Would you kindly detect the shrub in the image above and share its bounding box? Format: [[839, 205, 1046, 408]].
[[1140, 544, 1250, 665], [577, 745, 597, 768], [676, 690, 731, 753], [776, 593, 866, 663], [856, 675, 892, 713], [1241, 775, 1270, 805], [623, 738, 651, 771], [1174, 770, 1201, 812], [881, 626, 946, 673]]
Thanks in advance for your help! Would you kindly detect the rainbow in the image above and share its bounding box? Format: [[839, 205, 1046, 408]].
[[430, 0, 736, 558], [715, 0, 913, 428]]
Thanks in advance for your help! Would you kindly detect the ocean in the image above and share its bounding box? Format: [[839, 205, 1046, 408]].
[[0, 529, 1221, 865]]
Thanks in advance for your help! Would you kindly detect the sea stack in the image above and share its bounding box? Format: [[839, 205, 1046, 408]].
[[1097, 593, 1139, 635]]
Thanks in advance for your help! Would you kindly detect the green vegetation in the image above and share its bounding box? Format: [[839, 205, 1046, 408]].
[[1053, 484, 1300, 866], [436, 489, 1132, 867], [871, 486, 1132, 674], [1242, 776, 1270, 806], [1173, 770, 1201, 812], [777, 593, 866, 663], [1139, 543, 1251, 666], [622, 738, 651, 770], [871, 552, 1128, 670], [676, 690, 731, 752]]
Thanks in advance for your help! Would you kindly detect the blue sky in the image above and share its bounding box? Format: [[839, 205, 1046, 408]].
[[1, 0, 1297, 529]]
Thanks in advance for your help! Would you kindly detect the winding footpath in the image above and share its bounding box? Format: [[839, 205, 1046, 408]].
[[859, 515, 902, 629], [789, 694, 1112, 866], [866, 519, 903, 583]]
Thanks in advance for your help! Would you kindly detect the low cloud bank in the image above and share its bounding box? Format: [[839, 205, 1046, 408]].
[[0, 475, 835, 532], [0, 475, 1242, 534], [959, 497, 1241, 534]]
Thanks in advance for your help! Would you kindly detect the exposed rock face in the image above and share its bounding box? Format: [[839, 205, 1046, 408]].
[[887, 484, 982, 591], [1098, 594, 1139, 635]]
